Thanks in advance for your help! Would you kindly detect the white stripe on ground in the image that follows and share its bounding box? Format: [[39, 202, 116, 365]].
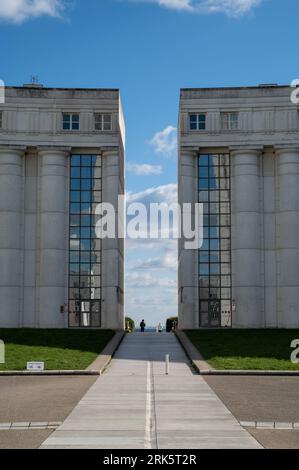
[[144, 361, 152, 449], [40, 333, 262, 449]]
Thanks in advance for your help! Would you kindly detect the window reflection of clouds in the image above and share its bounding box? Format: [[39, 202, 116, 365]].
[[69, 154, 102, 328], [198, 154, 232, 327]]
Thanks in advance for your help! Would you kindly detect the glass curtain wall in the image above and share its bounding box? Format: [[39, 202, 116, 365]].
[[69, 154, 102, 327], [198, 154, 232, 327]]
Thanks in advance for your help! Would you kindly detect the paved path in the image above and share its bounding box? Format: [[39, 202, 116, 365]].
[[40, 333, 262, 449]]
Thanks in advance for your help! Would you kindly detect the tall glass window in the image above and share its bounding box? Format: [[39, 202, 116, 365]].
[[69, 155, 102, 328], [198, 154, 232, 327]]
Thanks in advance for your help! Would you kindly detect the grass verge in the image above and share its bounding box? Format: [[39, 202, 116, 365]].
[[186, 329, 299, 370], [0, 329, 115, 371]]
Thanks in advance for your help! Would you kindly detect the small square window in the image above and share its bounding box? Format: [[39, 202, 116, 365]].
[[95, 113, 112, 131], [63, 113, 80, 131], [221, 112, 239, 130], [189, 113, 206, 131]]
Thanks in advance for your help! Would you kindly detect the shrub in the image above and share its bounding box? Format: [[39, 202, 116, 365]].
[[125, 317, 135, 332], [166, 317, 178, 333]]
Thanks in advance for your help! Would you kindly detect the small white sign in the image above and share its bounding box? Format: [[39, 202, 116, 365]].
[[27, 362, 44, 372], [0, 340, 5, 364]]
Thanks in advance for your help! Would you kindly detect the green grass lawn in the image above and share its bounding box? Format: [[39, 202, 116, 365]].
[[0, 329, 115, 371], [186, 329, 299, 370]]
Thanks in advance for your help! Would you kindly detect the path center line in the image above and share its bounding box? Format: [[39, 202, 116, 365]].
[[145, 361, 152, 449], [150, 360, 158, 450]]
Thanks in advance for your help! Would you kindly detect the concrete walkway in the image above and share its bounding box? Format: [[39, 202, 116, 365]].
[[40, 333, 262, 449]]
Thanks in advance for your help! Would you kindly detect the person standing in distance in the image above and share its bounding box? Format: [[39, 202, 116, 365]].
[[140, 320, 146, 333]]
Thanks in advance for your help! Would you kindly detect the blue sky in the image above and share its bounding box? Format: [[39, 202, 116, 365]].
[[0, 0, 298, 326]]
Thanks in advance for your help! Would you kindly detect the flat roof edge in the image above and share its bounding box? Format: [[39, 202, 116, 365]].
[[5, 86, 120, 92], [180, 85, 290, 92]]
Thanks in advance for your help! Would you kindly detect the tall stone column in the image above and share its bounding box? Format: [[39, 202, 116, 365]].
[[262, 149, 277, 327], [0, 148, 24, 327], [101, 148, 124, 330], [178, 148, 199, 330], [276, 148, 299, 327], [37, 148, 69, 328], [231, 149, 262, 327]]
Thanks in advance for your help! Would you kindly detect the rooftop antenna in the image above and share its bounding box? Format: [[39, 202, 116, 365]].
[[31, 75, 39, 85]]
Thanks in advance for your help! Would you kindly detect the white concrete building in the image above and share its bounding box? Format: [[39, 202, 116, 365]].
[[178, 85, 299, 329], [0, 85, 125, 329]]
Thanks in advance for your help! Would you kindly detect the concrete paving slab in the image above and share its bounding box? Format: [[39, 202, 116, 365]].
[[240, 421, 256, 428], [41, 333, 262, 449], [274, 422, 293, 429], [11, 422, 30, 428], [257, 422, 275, 429], [29, 422, 48, 427]]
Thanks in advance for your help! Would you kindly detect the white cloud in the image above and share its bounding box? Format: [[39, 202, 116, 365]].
[[127, 295, 176, 307], [126, 183, 178, 238], [126, 238, 177, 252], [125, 183, 178, 324], [127, 162, 163, 176], [0, 0, 264, 24], [132, 252, 177, 270], [198, 0, 262, 16], [149, 126, 177, 157], [127, 183, 177, 205], [135, 0, 263, 17], [0, 0, 64, 23], [127, 272, 176, 288]]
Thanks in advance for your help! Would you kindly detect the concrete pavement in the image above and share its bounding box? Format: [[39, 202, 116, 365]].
[[40, 333, 262, 449]]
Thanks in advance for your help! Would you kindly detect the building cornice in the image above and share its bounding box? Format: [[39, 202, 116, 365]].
[[0, 145, 26, 155], [37, 146, 72, 154], [275, 146, 299, 155], [230, 146, 264, 154]]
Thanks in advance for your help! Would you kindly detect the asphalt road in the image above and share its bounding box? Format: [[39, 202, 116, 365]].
[[0, 430, 53, 449], [203, 375, 299, 422], [249, 429, 299, 449], [0, 375, 97, 423]]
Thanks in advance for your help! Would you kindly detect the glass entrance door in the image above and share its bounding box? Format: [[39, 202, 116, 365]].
[[208, 300, 221, 327], [69, 300, 101, 328], [199, 298, 221, 327]]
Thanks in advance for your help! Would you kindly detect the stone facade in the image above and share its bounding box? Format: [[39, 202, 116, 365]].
[[0, 85, 125, 329], [178, 85, 299, 329]]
